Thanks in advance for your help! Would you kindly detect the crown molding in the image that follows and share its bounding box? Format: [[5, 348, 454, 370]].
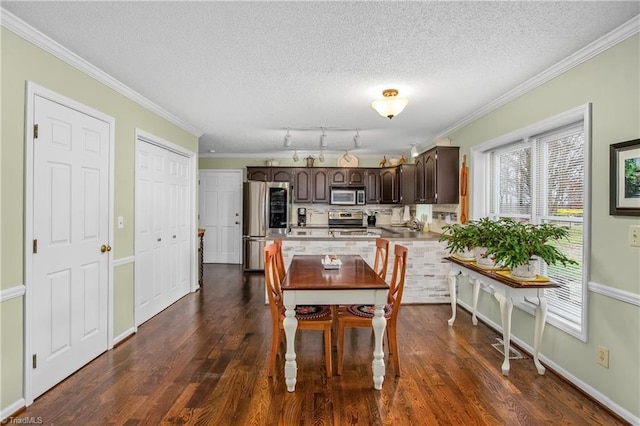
[[1, 8, 203, 138], [433, 14, 640, 142]]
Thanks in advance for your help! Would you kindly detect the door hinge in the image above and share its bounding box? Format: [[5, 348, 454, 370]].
[[32, 354, 37, 368], [33, 239, 38, 254], [34, 124, 39, 139]]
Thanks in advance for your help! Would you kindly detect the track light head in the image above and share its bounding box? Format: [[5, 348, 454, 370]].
[[284, 129, 292, 147], [353, 129, 361, 148]]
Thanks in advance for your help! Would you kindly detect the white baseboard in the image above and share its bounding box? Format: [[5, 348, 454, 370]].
[[1, 398, 26, 422], [113, 327, 136, 345], [456, 299, 639, 425]]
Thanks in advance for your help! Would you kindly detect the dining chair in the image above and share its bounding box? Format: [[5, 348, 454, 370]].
[[264, 244, 334, 378], [336, 244, 408, 376], [373, 238, 390, 280], [274, 237, 286, 283], [331, 238, 390, 343]]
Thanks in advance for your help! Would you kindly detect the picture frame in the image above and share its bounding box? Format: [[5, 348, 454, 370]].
[[610, 138, 640, 216]]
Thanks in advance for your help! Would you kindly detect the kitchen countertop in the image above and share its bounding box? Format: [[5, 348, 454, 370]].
[[270, 226, 440, 241]]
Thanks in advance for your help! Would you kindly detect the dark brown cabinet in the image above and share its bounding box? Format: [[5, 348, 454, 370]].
[[246, 167, 271, 182], [414, 154, 426, 203], [378, 165, 416, 204], [293, 168, 312, 203], [365, 169, 380, 204], [421, 146, 459, 204], [328, 169, 348, 186], [348, 169, 366, 186], [312, 169, 330, 203], [379, 167, 397, 203], [271, 168, 294, 183]]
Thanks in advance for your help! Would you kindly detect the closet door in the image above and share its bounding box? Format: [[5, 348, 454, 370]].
[[135, 140, 191, 326]]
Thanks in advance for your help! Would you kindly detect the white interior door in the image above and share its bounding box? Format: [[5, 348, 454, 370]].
[[31, 94, 110, 399], [199, 170, 242, 263], [135, 139, 191, 325]]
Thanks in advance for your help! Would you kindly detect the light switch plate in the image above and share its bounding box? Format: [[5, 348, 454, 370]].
[[630, 225, 640, 247], [118, 216, 124, 229]]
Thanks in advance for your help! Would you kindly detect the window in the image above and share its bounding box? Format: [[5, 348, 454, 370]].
[[472, 105, 591, 340]]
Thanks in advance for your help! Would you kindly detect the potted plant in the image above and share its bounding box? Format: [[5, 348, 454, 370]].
[[439, 223, 478, 260], [487, 221, 578, 280], [472, 217, 510, 268]]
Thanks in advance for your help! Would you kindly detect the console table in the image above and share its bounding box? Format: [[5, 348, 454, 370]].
[[445, 256, 559, 376]]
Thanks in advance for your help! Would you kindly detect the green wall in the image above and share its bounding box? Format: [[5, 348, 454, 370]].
[[0, 28, 199, 411], [199, 155, 386, 172], [449, 34, 640, 418]]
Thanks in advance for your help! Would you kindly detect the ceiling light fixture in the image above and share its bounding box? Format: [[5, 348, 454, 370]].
[[284, 128, 292, 147], [353, 129, 361, 148], [320, 128, 327, 148], [410, 144, 418, 158], [319, 150, 325, 163], [292, 150, 299, 162], [371, 89, 408, 119], [343, 150, 352, 163]]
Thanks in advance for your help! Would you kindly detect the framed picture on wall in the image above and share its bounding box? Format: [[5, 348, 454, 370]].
[[610, 138, 640, 216]]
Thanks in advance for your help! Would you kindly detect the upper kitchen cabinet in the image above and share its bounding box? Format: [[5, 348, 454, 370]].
[[293, 168, 312, 203], [328, 168, 366, 186], [422, 146, 459, 204], [246, 167, 271, 182], [271, 168, 294, 183], [365, 169, 380, 204], [312, 168, 330, 203], [378, 165, 415, 204]]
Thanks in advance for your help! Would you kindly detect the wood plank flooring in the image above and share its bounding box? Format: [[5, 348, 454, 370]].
[[13, 264, 626, 425]]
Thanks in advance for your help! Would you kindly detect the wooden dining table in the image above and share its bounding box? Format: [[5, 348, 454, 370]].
[[281, 254, 389, 392]]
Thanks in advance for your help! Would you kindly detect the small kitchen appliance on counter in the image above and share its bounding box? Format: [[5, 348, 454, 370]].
[[297, 207, 307, 226]]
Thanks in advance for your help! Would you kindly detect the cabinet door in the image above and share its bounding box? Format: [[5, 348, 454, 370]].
[[379, 168, 398, 203], [272, 168, 293, 183], [348, 169, 366, 186], [424, 152, 437, 203], [312, 169, 330, 202], [398, 165, 416, 204], [329, 169, 348, 186], [414, 154, 426, 202], [293, 169, 312, 203], [435, 147, 460, 204], [246, 167, 271, 182], [365, 169, 380, 204]]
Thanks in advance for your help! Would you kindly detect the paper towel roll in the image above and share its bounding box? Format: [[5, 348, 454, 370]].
[[403, 205, 411, 222]]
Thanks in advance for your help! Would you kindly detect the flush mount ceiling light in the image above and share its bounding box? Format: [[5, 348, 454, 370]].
[[284, 128, 292, 147], [371, 89, 408, 119], [410, 144, 418, 158]]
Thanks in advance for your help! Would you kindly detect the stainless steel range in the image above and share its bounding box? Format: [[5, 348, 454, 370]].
[[328, 211, 365, 229]]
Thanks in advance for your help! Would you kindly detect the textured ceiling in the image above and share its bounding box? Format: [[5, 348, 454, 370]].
[[3, 2, 639, 158]]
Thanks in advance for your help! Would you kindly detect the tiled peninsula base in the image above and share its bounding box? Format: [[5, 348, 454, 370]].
[[268, 238, 451, 304]]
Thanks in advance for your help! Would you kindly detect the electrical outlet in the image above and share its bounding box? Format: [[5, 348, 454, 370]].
[[596, 345, 609, 368], [630, 225, 640, 247]]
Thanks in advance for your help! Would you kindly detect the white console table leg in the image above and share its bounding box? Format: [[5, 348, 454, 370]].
[[447, 270, 459, 326], [533, 296, 548, 375], [494, 292, 513, 376], [283, 305, 298, 392], [470, 277, 480, 326], [371, 304, 387, 390]]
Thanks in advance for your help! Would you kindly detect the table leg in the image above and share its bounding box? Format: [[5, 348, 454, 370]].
[[283, 304, 298, 392], [494, 292, 513, 376], [447, 270, 458, 326], [470, 277, 480, 326], [371, 304, 387, 390], [533, 296, 548, 375]]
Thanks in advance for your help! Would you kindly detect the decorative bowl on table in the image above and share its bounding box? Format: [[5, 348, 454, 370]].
[[321, 255, 342, 270]]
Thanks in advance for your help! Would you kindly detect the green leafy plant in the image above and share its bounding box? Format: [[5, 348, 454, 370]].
[[439, 223, 478, 254], [486, 221, 578, 269]]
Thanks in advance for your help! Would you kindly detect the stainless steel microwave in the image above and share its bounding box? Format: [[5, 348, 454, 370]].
[[330, 188, 366, 205]]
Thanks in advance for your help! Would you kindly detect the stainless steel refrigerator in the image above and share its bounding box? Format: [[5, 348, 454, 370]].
[[243, 181, 291, 270]]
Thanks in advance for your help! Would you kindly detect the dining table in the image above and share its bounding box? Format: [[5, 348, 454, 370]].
[[280, 254, 390, 392]]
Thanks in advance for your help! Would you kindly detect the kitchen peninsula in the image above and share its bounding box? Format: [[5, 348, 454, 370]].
[[268, 226, 451, 304]]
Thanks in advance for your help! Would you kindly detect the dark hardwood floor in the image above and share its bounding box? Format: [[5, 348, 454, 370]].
[[14, 264, 626, 425]]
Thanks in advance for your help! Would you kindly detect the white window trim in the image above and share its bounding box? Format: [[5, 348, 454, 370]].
[[470, 104, 592, 341]]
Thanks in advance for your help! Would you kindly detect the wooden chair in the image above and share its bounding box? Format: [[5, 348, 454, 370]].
[[274, 237, 286, 283], [331, 238, 390, 342], [373, 238, 390, 280], [336, 244, 408, 376], [264, 244, 333, 378]]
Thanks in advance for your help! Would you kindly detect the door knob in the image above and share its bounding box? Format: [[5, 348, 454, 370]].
[[100, 244, 112, 253], [235, 221, 240, 224]]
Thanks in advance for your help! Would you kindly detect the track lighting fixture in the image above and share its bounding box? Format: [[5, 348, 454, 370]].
[[320, 129, 327, 148], [410, 144, 418, 158], [319, 150, 325, 162], [292, 150, 299, 162], [343, 150, 352, 163], [284, 128, 292, 147], [353, 129, 361, 148]]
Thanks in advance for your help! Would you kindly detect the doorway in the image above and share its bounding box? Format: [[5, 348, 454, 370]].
[[24, 82, 114, 403]]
